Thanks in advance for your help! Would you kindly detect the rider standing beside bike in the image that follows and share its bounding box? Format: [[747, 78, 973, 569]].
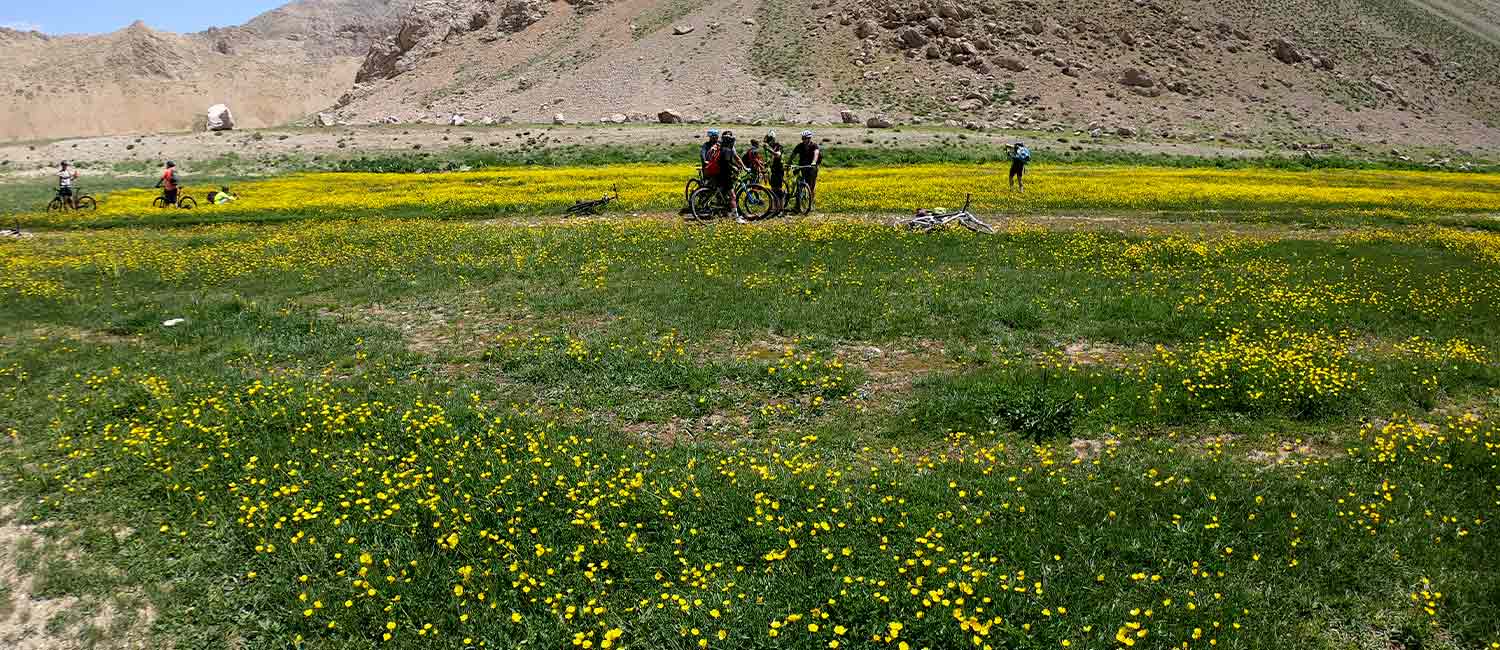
[[743, 139, 766, 186], [155, 161, 180, 207], [57, 161, 79, 209], [713, 132, 746, 223], [765, 132, 786, 207], [791, 130, 822, 207], [700, 129, 721, 173]]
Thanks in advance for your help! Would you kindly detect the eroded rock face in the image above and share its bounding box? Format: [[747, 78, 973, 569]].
[[355, 0, 561, 83]]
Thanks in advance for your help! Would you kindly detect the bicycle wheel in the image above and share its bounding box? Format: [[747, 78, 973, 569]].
[[959, 214, 995, 234], [738, 185, 774, 221], [153, 197, 167, 209], [75, 196, 97, 211], [178, 196, 197, 210], [47, 198, 64, 212], [689, 187, 719, 222], [684, 178, 701, 207], [790, 181, 812, 215]]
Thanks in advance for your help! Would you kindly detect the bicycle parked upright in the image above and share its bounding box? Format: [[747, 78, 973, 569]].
[[48, 187, 97, 212]]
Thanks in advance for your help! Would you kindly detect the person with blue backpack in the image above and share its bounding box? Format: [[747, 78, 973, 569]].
[[1008, 141, 1031, 193]]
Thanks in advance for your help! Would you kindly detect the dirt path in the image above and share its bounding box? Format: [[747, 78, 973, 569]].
[[0, 123, 1279, 180], [1403, 0, 1500, 47]]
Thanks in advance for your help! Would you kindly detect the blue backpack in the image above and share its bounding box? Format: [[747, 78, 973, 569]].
[[1014, 145, 1031, 162]]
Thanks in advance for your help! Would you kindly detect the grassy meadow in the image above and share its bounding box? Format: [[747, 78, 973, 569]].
[[0, 157, 1497, 650]]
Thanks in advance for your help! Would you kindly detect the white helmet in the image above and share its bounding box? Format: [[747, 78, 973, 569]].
[[801, 130, 814, 138]]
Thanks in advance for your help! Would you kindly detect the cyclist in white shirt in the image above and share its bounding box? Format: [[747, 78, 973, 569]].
[[57, 161, 80, 208]]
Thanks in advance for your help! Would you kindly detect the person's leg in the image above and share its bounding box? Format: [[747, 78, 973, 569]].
[[805, 168, 818, 206], [1018, 164, 1025, 193]]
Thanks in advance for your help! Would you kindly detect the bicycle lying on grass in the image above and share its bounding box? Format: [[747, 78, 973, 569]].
[[892, 194, 995, 233], [47, 188, 97, 212], [565, 185, 620, 216], [689, 171, 774, 222]]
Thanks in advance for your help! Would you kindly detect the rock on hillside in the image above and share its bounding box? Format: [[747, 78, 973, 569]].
[[355, 0, 611, 83]]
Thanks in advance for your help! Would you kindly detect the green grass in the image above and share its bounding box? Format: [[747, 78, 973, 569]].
[[0, 180, 1497, 649]]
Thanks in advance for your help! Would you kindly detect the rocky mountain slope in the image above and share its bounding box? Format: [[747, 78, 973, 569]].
[[3, 0, 1498, 151], [0, 0, 408, 141], [328, 0, 1500, 150]]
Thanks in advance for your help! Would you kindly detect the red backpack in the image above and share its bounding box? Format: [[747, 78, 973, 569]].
[[703, 143, 722, 176]]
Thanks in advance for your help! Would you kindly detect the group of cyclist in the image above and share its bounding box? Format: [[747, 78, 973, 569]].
[[48, 160, 236, 211], [697, 128, 821, 223]]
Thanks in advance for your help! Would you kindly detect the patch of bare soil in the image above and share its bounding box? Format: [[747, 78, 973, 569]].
[[0, 507, 156, 650]]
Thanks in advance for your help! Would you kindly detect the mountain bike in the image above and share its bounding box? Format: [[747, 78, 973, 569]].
[[684, 170, 705, 210], [47, 187, 97, 212], [892, 194, 994, 234], [779, 165, 815, 216], [153, 189, 197, 209], [565, 184, 620, 216], [689, 172, 773, 222]]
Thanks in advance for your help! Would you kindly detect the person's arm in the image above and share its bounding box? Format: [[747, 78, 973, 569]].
[[155, 176, 163, 188], [812, 147, 821, 166]]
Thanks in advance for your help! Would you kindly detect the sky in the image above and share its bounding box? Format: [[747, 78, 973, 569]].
[[1, 0, 286, 35]]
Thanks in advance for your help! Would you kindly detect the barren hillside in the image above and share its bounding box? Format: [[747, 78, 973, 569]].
[[0, 0, 408, 142], [329, 0, 1500, 149], [3, 0, 1498, 149]]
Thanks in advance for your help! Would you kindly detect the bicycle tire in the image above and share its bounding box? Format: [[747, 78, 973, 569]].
[[153, 197, 167, 209], [738, 185, 774, 221], [684, 178, 701, 207], [178, 196, 197, 210], [689, 187, 719, 222], [792, 182, 813, 215], [47, 198, 63, 212], [75, 196, 97, 211], [959, 215, 995, 234]]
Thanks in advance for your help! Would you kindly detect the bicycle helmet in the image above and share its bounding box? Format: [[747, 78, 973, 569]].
[[166, 160, 176, 168], [59, 160, 69, 167], [801, 130, 814, 138], [722, 133, 737, 147], [707, 129, 720, 137], [765, 130, 777, 142]]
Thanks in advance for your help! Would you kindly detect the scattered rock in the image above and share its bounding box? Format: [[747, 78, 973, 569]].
[[840, 109, 860, 124], [1116, 125, 1137, 137], [1119, 67, 1155, 88], [608, 113, 628, 124], [673, 25, 695, 35], [163, 318, 186, 327], [316, 112, 336, 127], [854, 19, 879, 39], [449, 113, 466, 126], [382, 115, 401, 125], [899, 27, 927, 48], [1269, 37, 1305, 65], [866, 116, 893, 128], [1369, 75, 1396, 93], [553, 113, 566, 124], [995, 57, 1028, 72], [206, 104, 235, 131], [658, 110, 683, 124]]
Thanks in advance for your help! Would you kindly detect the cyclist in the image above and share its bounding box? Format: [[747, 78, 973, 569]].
[[700, 129, 721, 173], [155, 161, 181, 207], [1008, 141, 1031, 193], [56, 161, 79, 209], [764, 132, 786, 208], [208, 185, 238, 205], [713, 131, 747, 223], [791, 130, 822, 207], [743, 139, 766, 185]]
